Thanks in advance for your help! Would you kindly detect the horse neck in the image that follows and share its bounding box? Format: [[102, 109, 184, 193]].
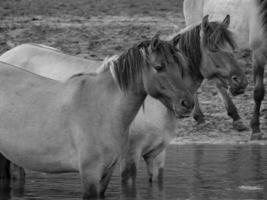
[[73, 69, 147, 146], [142, 97, 179, 141]]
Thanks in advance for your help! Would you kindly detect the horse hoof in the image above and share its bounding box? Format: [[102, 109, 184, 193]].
[[194, 116, 205, 124], [233, 120, 248, 131], [250, 132, 267, 140]]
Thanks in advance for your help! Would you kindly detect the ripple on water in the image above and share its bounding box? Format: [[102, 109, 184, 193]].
[[238, 185, 263, 191], [1, 144, 266, 200]]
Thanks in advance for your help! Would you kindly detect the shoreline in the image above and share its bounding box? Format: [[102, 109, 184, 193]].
[[171, 137, 267, 145]]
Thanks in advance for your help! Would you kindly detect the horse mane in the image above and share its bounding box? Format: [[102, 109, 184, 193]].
[[257, 0, 267, 35], [98, 40, 185, 92], [173, 20, 236, 79]]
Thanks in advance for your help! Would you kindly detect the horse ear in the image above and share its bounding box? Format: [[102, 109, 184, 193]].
[[222, 14, 230, 27], [172, 34, 181, 46], [151, 34, 160, 51], [201, 15, 209, 31]]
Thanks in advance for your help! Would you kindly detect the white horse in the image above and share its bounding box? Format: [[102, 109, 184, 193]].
[[0, 35, 194, 199], [183, 0, 267, 140]]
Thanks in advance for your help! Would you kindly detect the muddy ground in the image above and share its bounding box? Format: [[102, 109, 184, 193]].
[[0, 0, 266, 144]]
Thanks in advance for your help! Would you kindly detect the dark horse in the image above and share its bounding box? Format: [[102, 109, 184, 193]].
[[172, 15, 248, 130], [183, 0, 267, 139]]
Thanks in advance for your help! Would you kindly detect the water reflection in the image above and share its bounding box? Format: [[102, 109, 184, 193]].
[[0, 145, 266, 200]]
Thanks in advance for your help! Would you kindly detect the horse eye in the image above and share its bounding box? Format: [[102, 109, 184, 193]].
[[154, 65, 165, 72]]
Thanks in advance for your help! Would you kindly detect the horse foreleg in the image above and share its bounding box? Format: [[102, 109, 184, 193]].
[[143, 149, 166, 183], [99, 160, 117, 198], [80, 162, 101, 199], [192, 93, 205, 124], [120, 152, 139, 185], [152, 149, 166, 183], [216, 83, 247, 131], [250, 50, 265, 140]]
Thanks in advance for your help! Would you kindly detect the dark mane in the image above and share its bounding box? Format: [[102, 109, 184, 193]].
[[174, 25, 202, 79], [113, 39, 185, 91], [257, 0, 267, 35], [174, 21, 236, 79], [203, 21, 236, 51]]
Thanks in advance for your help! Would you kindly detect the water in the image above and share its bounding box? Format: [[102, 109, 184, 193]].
[[1, 144, 267, 200]]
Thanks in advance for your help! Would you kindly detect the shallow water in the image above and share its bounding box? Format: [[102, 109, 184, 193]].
[[1, 144, 267, 200]]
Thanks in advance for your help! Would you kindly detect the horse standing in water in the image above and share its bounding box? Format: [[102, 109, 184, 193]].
[[0, 15, 248, 183], [0, 36, 195, 199], [183, 0, 267, 140]]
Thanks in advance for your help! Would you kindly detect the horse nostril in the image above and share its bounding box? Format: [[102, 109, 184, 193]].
[[180, 99, 191, 109]]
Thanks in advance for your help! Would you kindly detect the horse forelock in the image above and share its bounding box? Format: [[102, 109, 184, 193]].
[[203, 21, 237, 51], [257, 0, 267, 35]]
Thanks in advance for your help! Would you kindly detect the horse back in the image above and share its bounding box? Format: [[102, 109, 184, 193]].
[[0, 44, 101, 81]]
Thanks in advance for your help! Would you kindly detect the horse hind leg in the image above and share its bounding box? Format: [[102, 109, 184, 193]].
[[79, 161, 102, 199], [250, 49, 266, 140], [216, 83, 248, 131], [99, 159, 118, 198]]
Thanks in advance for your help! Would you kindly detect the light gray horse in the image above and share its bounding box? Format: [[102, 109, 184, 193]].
[[0, 36, 194, 199]]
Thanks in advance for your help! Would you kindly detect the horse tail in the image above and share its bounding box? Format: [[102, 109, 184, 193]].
[[257, 0, 267, 36]]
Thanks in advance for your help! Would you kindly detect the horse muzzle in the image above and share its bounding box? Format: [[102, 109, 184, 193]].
[[171, 101, 194, 118]]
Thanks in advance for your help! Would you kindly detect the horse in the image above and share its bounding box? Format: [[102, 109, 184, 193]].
[[0, 15, 248, 184], [183, 0, 267, 140], [0, 35, 195, 199]]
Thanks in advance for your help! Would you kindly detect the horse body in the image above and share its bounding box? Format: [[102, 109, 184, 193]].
[[183, 0, 267, 139], [0, 66, 77, 172], [0, 61, 130, 175], [0, 37, 194, 198]]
